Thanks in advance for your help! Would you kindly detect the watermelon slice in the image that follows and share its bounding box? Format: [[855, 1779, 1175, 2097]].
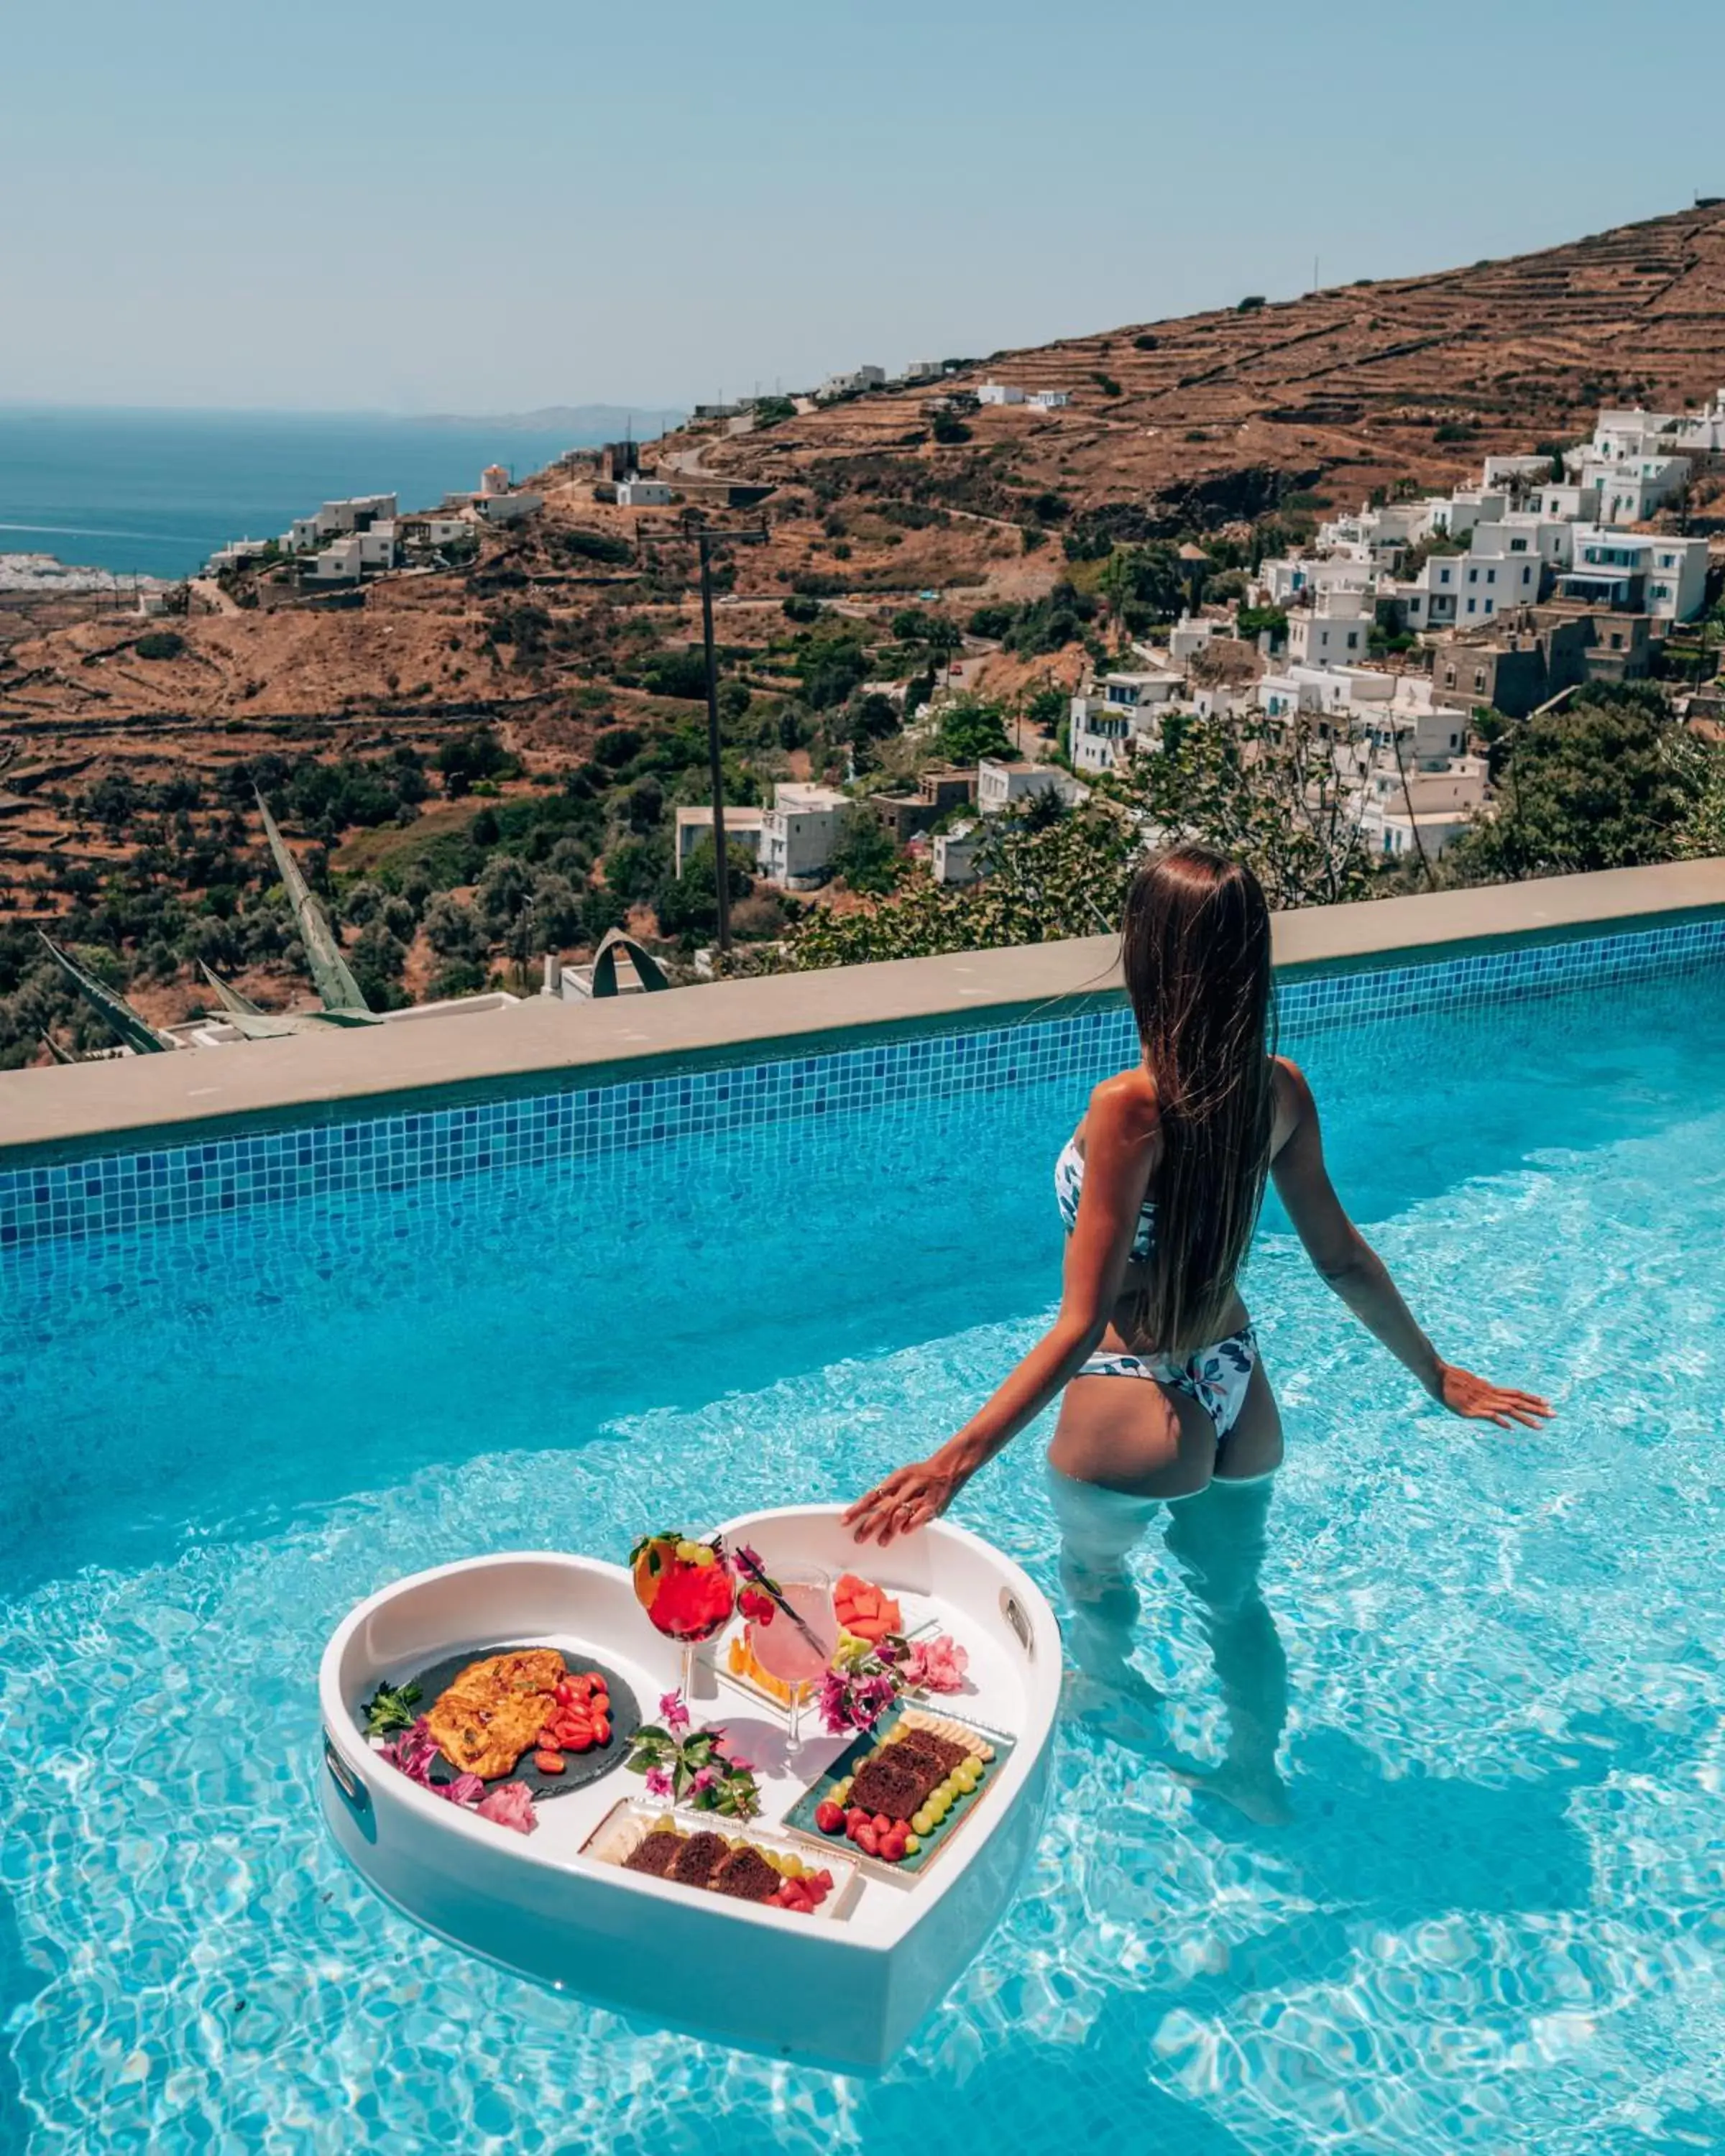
[[834, 1573, 902, 1643]]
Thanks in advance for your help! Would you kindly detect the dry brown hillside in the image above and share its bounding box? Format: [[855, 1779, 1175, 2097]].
[[5, 201, 1725, 982], [702, 201, 1725, 528]]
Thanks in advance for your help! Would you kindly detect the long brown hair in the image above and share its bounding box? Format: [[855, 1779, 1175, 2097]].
[[1121, 845, 1276, 1350]]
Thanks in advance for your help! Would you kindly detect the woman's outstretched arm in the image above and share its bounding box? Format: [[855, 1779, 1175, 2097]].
[[1269, 1059, 1552, 1429], [845, 1072, 1156, 1545]]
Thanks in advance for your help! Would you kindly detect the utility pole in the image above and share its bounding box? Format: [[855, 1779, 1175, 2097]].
[[644, 516, 768, 955], [696, 532, 732, 952]]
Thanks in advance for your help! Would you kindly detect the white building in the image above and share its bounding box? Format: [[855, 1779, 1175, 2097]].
[[304, 535, 366, 583], [615, 477, 673, 508], [1287, 590, 1374, 668], [473, 489, 543, 526], [1363, 804, 1478, 861], [759, 782, 850, 888], [977, 759, 1077, 811], [977, 383, 1026, 407], [480, 464, 512, 497], [1027, 389, 1070, 409], [1481, 454, 1555, 487], [932, 819, 982, 885], [401, 515, 472, 550], [1660, 385, 1725, 455], [282, 493, 397, 553], [1519, 481, 1601, 523], [673, 805, 766, 875], [1067, 670, 1182, 773], [206, 537, 274, 574], [1256, 551, 1377, 608], [1558, 528, 1708, 622], [814, 366, 886, 402], [1570, 453, 1691, 526], [1167, 613, 1219, 665]]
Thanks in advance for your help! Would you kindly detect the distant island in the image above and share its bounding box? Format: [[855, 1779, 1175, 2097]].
[[417, 405, 686, 437]]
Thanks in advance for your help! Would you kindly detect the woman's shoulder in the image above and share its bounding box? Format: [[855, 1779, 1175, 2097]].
[[1269, 1054, 1316, 1146], [1085, 1064, 1161, 1143]]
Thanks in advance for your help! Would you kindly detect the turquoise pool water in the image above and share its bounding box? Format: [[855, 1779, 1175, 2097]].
[[3, 965, 1724, 2153]]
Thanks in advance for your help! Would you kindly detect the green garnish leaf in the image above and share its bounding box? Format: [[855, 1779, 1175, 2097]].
[[362, 1681, 422, 1737]]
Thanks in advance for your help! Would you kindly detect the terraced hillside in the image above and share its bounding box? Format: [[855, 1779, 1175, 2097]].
[[704, 202, 1725, 528]]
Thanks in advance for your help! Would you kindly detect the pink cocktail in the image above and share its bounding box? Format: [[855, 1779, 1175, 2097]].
[[748, 1567, 837, 1755]]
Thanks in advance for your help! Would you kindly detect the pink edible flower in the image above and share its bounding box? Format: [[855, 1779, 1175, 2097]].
[[475, 1781, 538, 1835], [690, 1765, 717, 1795], [712, 1732, 753, 1774], [658, 1692, 691, 1735], [902, 1635, 969, 1695], [382, 1717, 441, 1786], [819, 1666, 898, 1736], [643, 1766, 673, 1800]]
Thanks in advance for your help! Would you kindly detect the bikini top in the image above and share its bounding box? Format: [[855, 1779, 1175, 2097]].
[[1055, 1135, 1156, 1263]]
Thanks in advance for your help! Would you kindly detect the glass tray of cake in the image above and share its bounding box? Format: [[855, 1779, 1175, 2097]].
[[583, 1801, 857, 1918]]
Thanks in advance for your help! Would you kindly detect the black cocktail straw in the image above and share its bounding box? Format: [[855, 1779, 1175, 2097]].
[[732, 1545, 827, 1658]]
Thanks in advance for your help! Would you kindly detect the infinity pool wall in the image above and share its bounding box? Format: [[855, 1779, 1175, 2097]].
[[4, 910, 1724, 1253]]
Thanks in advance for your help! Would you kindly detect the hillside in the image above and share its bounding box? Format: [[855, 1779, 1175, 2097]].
[[699, 201, 1725, 531], [4, 203, 1724, 1055]]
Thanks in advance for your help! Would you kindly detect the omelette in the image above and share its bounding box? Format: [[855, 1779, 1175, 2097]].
[[426, 1648, 566, 1780]]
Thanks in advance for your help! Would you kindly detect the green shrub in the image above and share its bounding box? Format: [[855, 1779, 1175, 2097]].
[[134, 631, 185, 661]]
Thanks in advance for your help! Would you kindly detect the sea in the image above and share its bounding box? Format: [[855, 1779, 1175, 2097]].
[[0, 407, 638, 582]]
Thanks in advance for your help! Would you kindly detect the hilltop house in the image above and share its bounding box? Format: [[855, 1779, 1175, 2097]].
[[673, 806, 766, 875], [759, 783, 850, 887], [814, 367, 886, 402]]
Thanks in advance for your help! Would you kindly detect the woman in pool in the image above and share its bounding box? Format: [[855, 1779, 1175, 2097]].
[[846, 845, 1550, 1805]]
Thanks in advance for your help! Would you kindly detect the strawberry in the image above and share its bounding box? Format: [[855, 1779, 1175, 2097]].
[[814, 1800, 845, 1835]]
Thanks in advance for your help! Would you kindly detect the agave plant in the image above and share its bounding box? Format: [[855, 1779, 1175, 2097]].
[[37, 934, 172, 1056], [249, 792, 380, 1026]]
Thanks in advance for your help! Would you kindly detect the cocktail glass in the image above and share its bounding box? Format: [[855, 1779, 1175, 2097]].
[[748, 1565, 838, 1756], [633, 1535, 736, 1703]]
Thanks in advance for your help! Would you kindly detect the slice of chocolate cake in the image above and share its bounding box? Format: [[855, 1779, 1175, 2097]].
[[892, 1728, 970, 1781], [849, 1751, 936, 1823], [623, 1828, 684, 1879], [671, 1829, 729, 1889], [712, 1845, 781, 1904]]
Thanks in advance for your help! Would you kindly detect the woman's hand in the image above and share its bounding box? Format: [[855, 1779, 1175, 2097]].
[[1432, 1362, 1553, 1429], [844, 1457, 964, 1547]]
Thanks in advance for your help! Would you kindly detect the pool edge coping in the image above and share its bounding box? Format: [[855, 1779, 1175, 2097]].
[[3, 856, 1723, 1167]]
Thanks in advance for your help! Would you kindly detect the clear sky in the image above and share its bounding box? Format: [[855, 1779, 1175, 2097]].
[[4, 0, 1720, 415]]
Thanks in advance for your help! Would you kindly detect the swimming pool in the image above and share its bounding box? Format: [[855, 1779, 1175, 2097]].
[[3, 936, 1724, 2153]]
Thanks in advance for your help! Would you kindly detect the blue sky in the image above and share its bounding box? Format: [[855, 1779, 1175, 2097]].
[[4, 0, 1719, 413]]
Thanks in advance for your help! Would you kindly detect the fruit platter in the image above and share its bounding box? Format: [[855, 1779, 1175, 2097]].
[[318, 1506, 1059, 2071], [786, 1705, 1013, 1876]]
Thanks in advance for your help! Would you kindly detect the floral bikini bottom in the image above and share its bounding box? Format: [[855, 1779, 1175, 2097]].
[[1073, 1324, 1259, 1442]]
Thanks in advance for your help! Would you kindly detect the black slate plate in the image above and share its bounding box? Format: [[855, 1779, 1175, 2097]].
[[363, 1642, 641, 1801]]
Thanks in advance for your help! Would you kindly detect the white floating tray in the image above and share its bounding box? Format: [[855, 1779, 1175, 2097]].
[[318, 1505, 1060, 2073]]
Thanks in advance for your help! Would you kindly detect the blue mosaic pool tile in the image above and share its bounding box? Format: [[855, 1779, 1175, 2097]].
[[1, 913, 1721, 1251]]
